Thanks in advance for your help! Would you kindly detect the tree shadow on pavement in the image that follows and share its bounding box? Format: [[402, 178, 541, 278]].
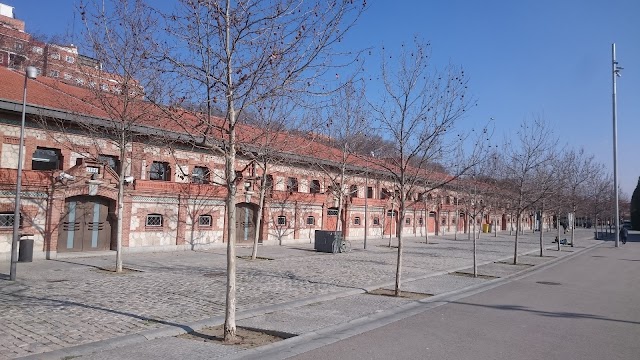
[[2, 291, 196, 332], [450, 301, 640, 325]]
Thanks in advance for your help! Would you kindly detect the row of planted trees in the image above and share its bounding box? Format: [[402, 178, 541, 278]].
[[458, 117, 624, 268], [31, 0, 623, 342]]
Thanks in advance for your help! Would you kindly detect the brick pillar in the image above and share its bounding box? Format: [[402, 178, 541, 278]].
[[45, 194, 64, 259], [121, 198, 132, 248], [260, 202, 270, 243]]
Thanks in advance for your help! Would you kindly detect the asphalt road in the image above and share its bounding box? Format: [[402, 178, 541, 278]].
[[291, 236, 640, 360]]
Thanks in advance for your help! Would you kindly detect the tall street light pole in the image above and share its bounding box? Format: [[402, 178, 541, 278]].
[[612, 43, 622, 248], [10, 66, 38, 281]]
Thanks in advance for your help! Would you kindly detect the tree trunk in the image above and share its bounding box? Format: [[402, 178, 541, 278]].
[[570, 205, 575, 247], [115, 127, 126, 273], [473, 225, 477, 277], [251, 166, 267, 260], [424, 200, 429, 244], [394, 199, 404, 296], [557, 211, 561, 251], [223, 2, 237, 341], [389, 201, 394, 247], [513, 212, 520, 265], [509, 212, 513, 235], [539, 202, 544, 257]]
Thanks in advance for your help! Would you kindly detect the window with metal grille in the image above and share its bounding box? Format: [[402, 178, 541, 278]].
[[354, 217, 361, 225], [387, 210, 397, 217], [150, 161, 169, 181], [306, 216, 315, 225], [373, 217, 380, 225], [277, 216, 286, 226], [406, 217, 411, 225], [198, 215, 212, 227], [327, 208, 339, 216], [146, 214, 162, 227], [0, 213, 20, 228]]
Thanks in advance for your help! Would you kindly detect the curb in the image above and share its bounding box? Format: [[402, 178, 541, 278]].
[[230, 238, 604, 360]]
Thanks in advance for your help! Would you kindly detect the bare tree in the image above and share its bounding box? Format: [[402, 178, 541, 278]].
[[369, 38, 473, 296], [561, 148, 594, 247], [498, 116, 557, 265], [314, 80, 371, 235], [159, 0, 365, 341], [49, 0, 164, 272]]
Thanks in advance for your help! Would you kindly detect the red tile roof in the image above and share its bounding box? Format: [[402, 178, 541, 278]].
[[0, 66, 453, 185]]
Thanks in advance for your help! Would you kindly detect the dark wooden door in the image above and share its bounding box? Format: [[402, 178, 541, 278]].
[[58, 197, 112, 252]]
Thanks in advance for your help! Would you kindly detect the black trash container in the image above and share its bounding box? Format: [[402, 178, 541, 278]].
[[314, 230, 341, 253], [18, 236, 34, 262]]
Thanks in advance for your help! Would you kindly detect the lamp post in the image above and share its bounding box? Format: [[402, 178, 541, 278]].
[[10, 66, 38, 281], [611, 43, 622, 248]]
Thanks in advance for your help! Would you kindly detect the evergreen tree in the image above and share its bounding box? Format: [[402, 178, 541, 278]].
[[631, 177, 640, 230]]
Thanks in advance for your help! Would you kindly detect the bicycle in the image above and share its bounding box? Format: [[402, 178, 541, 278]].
[[332, 238, 352, 253]]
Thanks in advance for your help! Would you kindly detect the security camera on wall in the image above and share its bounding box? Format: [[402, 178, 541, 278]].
[[58, 172, 75, 181]]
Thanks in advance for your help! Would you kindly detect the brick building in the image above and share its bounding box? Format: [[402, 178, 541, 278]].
[[0, 64, 542, 260], [0, 4, 541, 260], [0, 3, 130, 93]]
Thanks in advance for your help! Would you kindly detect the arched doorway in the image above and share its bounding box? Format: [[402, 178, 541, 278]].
[[236, 202, 258, 244], [58, 196, 113, 252]]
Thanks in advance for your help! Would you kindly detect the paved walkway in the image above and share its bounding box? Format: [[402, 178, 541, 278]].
[[0, 229, 600, 359]]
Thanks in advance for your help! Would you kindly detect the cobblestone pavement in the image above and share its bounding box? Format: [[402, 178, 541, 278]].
[[0, 229, 599, 359]]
